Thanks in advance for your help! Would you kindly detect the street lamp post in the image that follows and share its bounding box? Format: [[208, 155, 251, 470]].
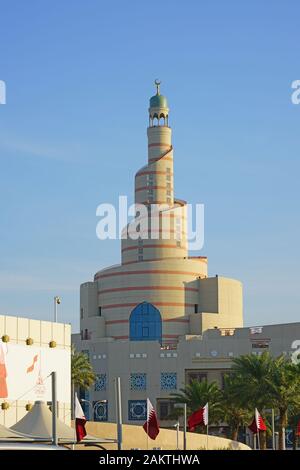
[[174, 421, 180, 450], [54, 296, 61, 323], [174, 403, 187, 450]]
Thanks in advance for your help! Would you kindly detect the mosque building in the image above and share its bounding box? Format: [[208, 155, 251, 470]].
[[73, 83, 300, 428]]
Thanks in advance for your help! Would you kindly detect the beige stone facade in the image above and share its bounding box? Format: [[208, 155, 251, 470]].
[[73, 321, 300, 428]]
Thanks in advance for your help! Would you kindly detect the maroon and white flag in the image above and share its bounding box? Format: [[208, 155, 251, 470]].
[[248, 408, 267, 433], [188, 403, 209, 431], [143, 398, 160, 440], [297, 419, 300, 436], [75, 394, 87, 442]]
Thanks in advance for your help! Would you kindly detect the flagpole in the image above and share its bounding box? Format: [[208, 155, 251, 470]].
[[146, 399, 149, 451], [206, 403, 209, 450], [51, 371, 58, 446], [72, 389, 76, 450], [271, 408, 275, 450], [147, 426, 149, 450], [206, 423, 209, 450], [256, 406, 260, 451], [114, 377, 123, 451], [183, 403, 187, 451]]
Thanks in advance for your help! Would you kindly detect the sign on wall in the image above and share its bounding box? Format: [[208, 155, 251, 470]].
[[0, 341, 70, 403]]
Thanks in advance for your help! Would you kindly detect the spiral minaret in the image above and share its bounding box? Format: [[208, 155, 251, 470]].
[[121, 80, 188, 265], [77, 83, 244, 425], [92, 81, 209, 342]]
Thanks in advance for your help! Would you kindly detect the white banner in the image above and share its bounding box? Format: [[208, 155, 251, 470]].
[[0, 341, 70, 403]]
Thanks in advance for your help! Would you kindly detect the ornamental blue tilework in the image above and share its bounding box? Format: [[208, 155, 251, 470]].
[[130, 373, 147, 391], [161, 372, 177, 390], [128, 400, 147, 421], [93, 401, 108, 422], [94, 373, 107, 391]]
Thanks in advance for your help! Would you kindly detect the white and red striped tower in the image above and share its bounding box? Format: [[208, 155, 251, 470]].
[[94, 82, 208, 342], [122, 79, 188, 265]]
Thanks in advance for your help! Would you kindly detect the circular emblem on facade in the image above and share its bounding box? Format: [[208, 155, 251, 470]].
[[128, 400, 147, 420], [94, 402, 108, 421]]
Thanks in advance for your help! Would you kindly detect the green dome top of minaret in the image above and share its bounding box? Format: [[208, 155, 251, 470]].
[[149, 79, 168, 108]]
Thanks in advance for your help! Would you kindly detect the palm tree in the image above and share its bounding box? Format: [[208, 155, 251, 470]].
[[288, 411, 300, 451], [170, 380, 222, 432], [266, 356, 300, 450], [231, 352, 274, 449], [221, 373, 252, 441], [71, 345, 95, 388], [71, 345, 95, 417], [231, 352, 300, 450]]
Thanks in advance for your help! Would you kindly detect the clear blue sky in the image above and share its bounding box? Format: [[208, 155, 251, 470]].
[[0, 0, 299, 332]]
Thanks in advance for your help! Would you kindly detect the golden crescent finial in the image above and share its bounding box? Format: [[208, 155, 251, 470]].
[[154, 79, 161, 95]]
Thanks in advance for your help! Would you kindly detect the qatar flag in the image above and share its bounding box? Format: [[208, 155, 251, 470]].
[[248, 408, 267, 433], [143, 399, 160, 440], [75, 394, 87, 442], [296, 420, 300, 436], [188, 403, 208, 431]]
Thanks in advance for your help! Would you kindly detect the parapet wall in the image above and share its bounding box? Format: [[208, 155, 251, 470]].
[[82, 421, 251, 450]]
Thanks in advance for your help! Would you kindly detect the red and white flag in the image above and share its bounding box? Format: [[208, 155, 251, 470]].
[[248, 408, 267, 433], [297, 420, 300, 436], [75, 394, 87, 442], [188, 403, 209, 431], [143, 398, 160, 440]]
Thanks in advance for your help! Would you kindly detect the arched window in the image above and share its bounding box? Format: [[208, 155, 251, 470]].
[[159, 113, 165, 126], [152, 114, 159, 127], [129, 302, 162, 343]]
